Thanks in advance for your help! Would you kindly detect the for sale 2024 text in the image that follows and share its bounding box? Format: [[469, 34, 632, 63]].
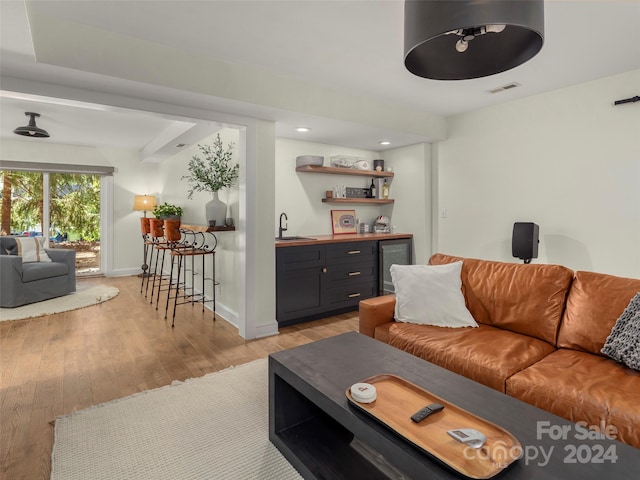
[[532, 420, 619, 467]]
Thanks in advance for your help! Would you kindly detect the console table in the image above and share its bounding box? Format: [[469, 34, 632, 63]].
[[269, 332, 640, 479]]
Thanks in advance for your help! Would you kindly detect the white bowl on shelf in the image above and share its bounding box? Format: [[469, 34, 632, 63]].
[[330, 157, 354, 168], [331, 155, 370, 169], [352, 160, 370, 170]]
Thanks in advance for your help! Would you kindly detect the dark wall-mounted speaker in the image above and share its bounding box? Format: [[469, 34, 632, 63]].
[[512, 222, 539, 263]]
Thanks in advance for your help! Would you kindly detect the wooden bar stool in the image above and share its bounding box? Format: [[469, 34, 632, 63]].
[[163, 222, 217, 327], [139, 217, 153, 293], [154, 219, 186, 309], [146, 218, 169, 301]]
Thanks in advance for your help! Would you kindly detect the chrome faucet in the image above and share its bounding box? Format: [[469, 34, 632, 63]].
[[279, 212, 288, 239]]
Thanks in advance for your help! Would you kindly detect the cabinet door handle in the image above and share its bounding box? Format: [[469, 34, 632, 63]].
[[348, 271, 361, 276], [348, 293, 361, 298], [322, 267, 327, 273], [347, 250, 361, 255]]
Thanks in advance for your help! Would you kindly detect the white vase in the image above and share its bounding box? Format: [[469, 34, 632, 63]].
[[205, 191, 227, 227]]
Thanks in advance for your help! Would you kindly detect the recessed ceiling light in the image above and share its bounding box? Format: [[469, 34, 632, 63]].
[[379, 141, 391, 146], [296, 127, 311, 132]]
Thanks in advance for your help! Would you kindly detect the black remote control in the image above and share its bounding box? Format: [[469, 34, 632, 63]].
[[411, 403, 445, 423]]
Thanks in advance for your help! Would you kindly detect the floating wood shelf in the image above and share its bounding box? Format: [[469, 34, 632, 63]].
[[322, 198, 394, 205], [180, 224, 236, 232], [208, 226, 236, 231], [296, 165, 394, 178]]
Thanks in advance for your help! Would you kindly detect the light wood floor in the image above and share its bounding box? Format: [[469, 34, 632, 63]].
[[0, 275, 359, 480]]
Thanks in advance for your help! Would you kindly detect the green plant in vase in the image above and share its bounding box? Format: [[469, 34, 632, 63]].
[[153, 202, 183, 220], [182, 133, 239, 227]]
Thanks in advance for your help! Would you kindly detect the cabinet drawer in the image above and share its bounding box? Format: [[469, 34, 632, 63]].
[[325, 241, 377, 264], [276, 245, 324, 272], [276, 239, 386, 326], [324, 261, 376, 285], [324, 281, 378, 308]]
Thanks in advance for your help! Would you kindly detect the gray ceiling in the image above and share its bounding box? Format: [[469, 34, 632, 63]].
[[1, 1, 638, 157]]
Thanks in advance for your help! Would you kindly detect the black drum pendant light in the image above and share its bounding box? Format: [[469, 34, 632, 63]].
[[404, 0, 544, 80], [14, 112, 50, 138]]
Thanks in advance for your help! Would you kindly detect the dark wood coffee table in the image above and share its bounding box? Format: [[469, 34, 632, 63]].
[[269, 331, 640, 479]]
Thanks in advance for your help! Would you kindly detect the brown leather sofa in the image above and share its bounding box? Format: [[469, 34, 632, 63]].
[[359, 253, 640, 449]]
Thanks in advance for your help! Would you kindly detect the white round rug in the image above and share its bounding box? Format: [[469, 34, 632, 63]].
[[0, 284, 119, 322]]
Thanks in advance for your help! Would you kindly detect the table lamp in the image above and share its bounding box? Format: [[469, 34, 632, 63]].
[[133, 195, 156, 278], [133, 195, 157, 217]]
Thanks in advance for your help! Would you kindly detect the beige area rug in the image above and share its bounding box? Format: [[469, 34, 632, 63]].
[[51, 359, 302, 480], [0, 284, 119, 322]]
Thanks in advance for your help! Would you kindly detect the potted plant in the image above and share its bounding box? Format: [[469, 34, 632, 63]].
[[153, 202, 183, 220], [181, 133, 239, 227]]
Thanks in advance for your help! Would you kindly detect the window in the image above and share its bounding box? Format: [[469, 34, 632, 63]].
[[0, 162, 113, 275]]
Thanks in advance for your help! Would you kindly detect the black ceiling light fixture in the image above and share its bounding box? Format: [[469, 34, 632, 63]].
[[13, 112, 50, 138], [404, 0, 544, 81]]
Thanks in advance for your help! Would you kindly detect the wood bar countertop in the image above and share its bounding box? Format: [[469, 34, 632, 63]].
[[276, 232, 412, 248], [180, 224, 236, 232]]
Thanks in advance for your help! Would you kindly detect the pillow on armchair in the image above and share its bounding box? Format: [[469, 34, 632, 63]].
[[390, 261, 478, 328], [2, 237, 52, 263]]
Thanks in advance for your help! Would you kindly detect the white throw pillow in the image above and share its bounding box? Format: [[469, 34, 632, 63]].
[[15, 236, 52, 263], [390, 262, 477, 328]]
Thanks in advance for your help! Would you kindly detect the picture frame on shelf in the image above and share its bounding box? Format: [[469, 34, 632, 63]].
[[331, 209, 357, 235]]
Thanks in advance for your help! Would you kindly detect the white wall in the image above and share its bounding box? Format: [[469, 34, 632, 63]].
[[275, 139, 382, 236], [275, 138, 431, 261], [1, 77, 279, 339], [0, 138, 159, 274], [382, 143, 431, 264], [247, 120, 277, 338], [435, 70, 640, 278], [272, 138, 436, 334], [158, 128, 241, 323]]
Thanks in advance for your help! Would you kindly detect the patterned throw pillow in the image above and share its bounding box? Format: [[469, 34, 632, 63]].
[[15, 237, 52, 263], [601, 293, 640, 371]]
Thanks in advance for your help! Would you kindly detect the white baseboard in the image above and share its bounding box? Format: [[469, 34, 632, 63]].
[[104, 273, 274, 338], [186, 286, 277, 338], [105, 268, 141, 277], [212, 301, 239, 328], [253, 320, 279, 338]]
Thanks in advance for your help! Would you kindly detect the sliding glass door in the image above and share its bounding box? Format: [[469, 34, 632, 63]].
[[0, 170, 43, 236], [0, 169, 102, 275], [48, 172, 102, 274]]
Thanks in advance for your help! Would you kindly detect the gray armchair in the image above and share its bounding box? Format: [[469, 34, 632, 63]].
[[0, 237, 76, 308]]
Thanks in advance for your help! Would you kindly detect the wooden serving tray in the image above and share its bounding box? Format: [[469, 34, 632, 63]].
[[346, 374, 522, 479]]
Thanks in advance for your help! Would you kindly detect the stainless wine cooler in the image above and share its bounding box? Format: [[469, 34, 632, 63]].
[[378, 238, 413, 295]]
